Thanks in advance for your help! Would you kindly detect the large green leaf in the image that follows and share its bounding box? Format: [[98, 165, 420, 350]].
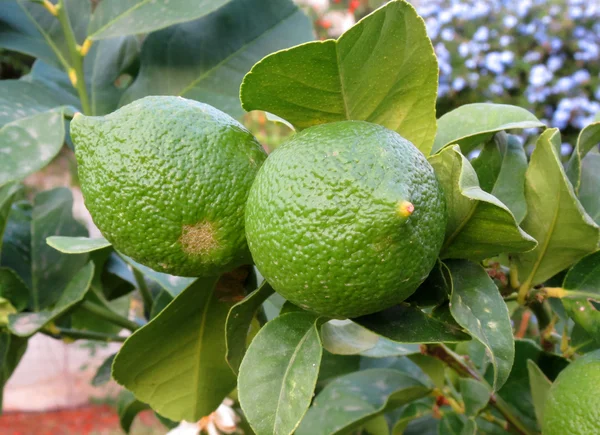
[[296, 369, 431, 435], [566, 120, 600, 193], [446, 260, 514, 390], [0, 183, 22, 258], [241, 0, 437, 155], [432, 103, 544, 154], [471, 133, 528, 223], [527, 360, 552, 430], [561, 251, 600, 340], [8, 262, 94, 337], [494, 339, 567, 433], [239, 312, 323, 435], [578, 152, 600, 225], [0, 331, 28, 410], [88, 0, 232, 40], [513, 129, 600, 292], [0, 0, 90, 70], [225, 281, 274, 374], [355, 304, 469, 344], [429, 145, 536, 260], [112, 276, 236, 421], [120, 0, 314, 119]]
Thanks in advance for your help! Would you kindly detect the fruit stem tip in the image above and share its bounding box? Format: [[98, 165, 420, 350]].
[[397, 200, 415, 217]]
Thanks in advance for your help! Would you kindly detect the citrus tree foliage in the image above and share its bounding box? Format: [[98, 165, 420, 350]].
[[1, 1, 600, 434]]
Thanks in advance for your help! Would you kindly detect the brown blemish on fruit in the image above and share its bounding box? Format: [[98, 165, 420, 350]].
[[180, 221, 219, 256]]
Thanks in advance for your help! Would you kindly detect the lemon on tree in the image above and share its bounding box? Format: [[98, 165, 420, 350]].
[[543, 349, 600, 435], [71, 96, 267, 277], [245, 121, 447, 319]]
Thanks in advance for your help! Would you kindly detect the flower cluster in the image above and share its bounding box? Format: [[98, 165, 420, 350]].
[[302, 0, 600, 139]]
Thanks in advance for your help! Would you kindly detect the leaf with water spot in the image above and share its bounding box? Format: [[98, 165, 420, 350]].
[[8, 262, 94, 337], [512, 129, 600, 290], [240, 0, 438, 155], [446, 260, 514, 390], [112, 275, 235, 421], [429, 145, 536, 260], [296, 368, 431, 435], [239, 312, 323, 435]]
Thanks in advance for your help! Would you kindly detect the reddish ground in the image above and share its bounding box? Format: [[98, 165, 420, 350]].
[[0, 405, 164, 435]]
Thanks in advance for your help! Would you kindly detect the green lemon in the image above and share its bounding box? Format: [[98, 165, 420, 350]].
[[71, 96, 267, 277], [245, 121, 446, 319], [543, 349, 600, 435]]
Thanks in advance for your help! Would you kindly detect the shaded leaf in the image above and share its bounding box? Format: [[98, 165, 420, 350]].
[[566, 120, 600, 192], [438, 413, 475, 435], [390, 400, 434, 435], [527, 360, 552, 429], [149, 289, 172, 319], [91, 353, 117, 387], [239, 312, 322, 435], [471, 132, 528, 223], [225, 281, 274, 374], [578, 152, 600, 225], [241, 0, 438, 155], [112, 275, 236, 421], [432, 103, 544, 154], [22, 61, 80, 109], [360, 339, 421, 358], [429, 145, 536, 260], [47, 236, 111, 254], [513, 129, 600, 291], [321, 319, 379, 355], [494, 339, 568, 433], [408, 354, 445, 389], [296, 368, 431, 435], [0, 182, 23, 258], [561, 251, 600, 340], [122, 256, 195, 297], [355, 304, 469, 344], [88, 0, 232, 40], [0, 331, 28, 410], [8, 262, 94, 337], [0, 201, 32, 292], [317, 351, 360, 388], [0, 0, 90, 69], [406, 261, 450, 307], [120, 0, 314, 119], [459, 378, 490, 417], [0, 267, 29, 312], [117, 390, 150, 433], [446, 260, 514, 390]]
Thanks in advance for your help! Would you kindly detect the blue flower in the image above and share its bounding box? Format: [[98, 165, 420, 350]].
[[473, 26, 489, 41]]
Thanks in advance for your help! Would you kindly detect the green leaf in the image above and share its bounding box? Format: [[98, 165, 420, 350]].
[[361, 415, 389, 435], [578, 152, 600, 225], [239, 312, 322, 435], [428, 145, 536, 260], [0, 0, 90, 69], [438, 413, 475, 435], [296, 368, 431, 435], [408, 354, 445, 389], [432, 103, 544, 154], [513, 129, 600, 291], [459, 378, 490, 417], [0, 182, 23, 258], [0, 331, 28, 410], [317, 351, 360, 388], [117, 389, 150, 433], [120, 0, 314, 119], [0, 107, 67, 186], [225, 281, 274, 374], [361, 339, 421, 358], [88, 0, 232, 40], [390, 400, 434, 435], [566, 120, 600, 192], [8, 262, 94, 337], [22, 61, 80, 110], [47, 236, 111, 254], [471, 132, 528, 223], [0, 201, 32, 293], [355, 304, 470, 344], [241, 0, 438, 155], [561, 251, 600, 340], [405, 261, 450, 307], [495, 339, 568, 432], [112, 275, 236, 421], [321, 320, 379, 355], [91, 353, 116, 387], [445, 260, 514, 390], [31, 189, 89, 310], [122, 256, 195, 297], [149, 289, 172, 319], [526, 360, 552, 429], [0, 267, 29, 312]]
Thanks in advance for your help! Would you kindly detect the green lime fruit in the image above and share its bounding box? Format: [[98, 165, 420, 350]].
[[543, 349, 600, 435], [245, 121, 446, 319], [71, 96, 267, 277]]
